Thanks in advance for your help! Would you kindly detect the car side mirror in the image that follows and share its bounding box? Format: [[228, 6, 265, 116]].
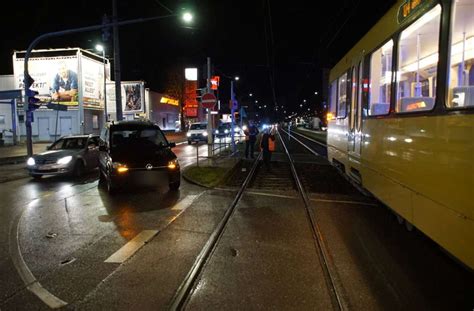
[[99, 145, 107, 152], [168, 142, 176, 148]]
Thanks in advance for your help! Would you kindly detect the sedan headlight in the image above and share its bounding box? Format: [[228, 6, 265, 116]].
[[186, 132, 191, 137], [27, 157, 35, 166], [57, 156, 73, 165], [203, 132, 208, 136], [215, 130, 219, 134], [224, 129, 229, 134]]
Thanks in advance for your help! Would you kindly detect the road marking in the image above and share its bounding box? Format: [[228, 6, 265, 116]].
[[105, 193, 203, 263], [104, 230, 159, 264], [171, 194, 199, 210], [310, 198, 378, 206], [9, 200, 68, 308], [243, 190, 298, 199]]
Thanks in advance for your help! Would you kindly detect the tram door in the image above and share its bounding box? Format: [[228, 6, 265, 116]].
[[348, 62, 362, 157]]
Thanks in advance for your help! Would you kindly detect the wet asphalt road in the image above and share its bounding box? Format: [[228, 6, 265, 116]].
[[0, 142, 214, 309], [1, 135, 473, 310]]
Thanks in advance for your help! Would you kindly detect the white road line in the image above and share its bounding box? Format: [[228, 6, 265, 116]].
[[243, 190, 298, 199], [9, 200, 68, 309], [104, 193, 203, 264], [105, 230, 159, 264], [171, 194, 199, 210], [309, 198, 378, 206]]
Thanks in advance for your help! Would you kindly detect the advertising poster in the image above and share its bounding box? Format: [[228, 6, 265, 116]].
[[14, 56, 79, 105], [81, 56, 103, 108], [105, 81, 144, 115], [123, 82, 144, 112]]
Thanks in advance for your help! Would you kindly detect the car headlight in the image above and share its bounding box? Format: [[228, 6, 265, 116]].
[[215, 130, 219, 134], [224, 129, 229, 134], [27, 157, 35, 166], [186, 132, 191, 137], [203, 132, 208, 136], [57, 156, 73, 165], [168, 159, 179, 170]]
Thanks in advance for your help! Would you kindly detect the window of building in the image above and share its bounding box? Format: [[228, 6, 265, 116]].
[[337, 73, 348, 118], [92, 115, 99, 129], [396, 5, 441, 113], [369, 40, 393, 116], [447, 0, 474, 109], [0, 115, 5, 125]]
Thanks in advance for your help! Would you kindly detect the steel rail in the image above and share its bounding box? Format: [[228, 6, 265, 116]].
[[169, 152, 263, 310], [282, 128, 327, 148], [277, 129, 348, 311]]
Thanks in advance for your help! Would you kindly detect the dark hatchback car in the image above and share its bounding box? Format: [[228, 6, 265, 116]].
[[98, 120, 180, 193], [26, 134, 100, 179]]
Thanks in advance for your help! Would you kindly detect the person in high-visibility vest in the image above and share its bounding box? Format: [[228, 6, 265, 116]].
[[244, 120, 259, 159], [260, 126, 276, 170]]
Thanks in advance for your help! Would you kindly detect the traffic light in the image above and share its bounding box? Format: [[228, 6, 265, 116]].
[[26, 89, 41, 111]]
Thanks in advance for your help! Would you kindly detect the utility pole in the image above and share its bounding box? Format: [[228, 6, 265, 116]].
[[113, 0, 123, 121], [206, 57, 212, 156], [230, 80, 235, 153]]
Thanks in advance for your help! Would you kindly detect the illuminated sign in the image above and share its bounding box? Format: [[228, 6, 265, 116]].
[[185, 68, 198, 81], [210, 76, 220, 90], [160, 97, 179, 106], [398, 0, 434, 24]]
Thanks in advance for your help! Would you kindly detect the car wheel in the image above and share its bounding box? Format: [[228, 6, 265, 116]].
[[188, 140, 192, 145], [169, 179, 180, 191], [74, 161, 85, 177]]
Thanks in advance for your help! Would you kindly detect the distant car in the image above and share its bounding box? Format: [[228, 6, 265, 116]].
[[26, 134, 100, 179], [98, 120, 180, 193], [186, 122, 208, 144], [215, 123, 231, 138]]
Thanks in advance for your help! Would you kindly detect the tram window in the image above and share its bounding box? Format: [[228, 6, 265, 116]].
[[329, 80, 337, 116], [396, 5, 441, 113], [369, 40, 393, 116], [447, 0, 474, 109], [337, 73, 348, 118]]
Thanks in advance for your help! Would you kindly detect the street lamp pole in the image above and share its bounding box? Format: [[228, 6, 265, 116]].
[[103, 49, 107, 122], [231, 80, 235, 153]]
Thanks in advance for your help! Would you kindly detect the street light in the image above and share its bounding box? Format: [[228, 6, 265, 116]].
[[182, 12, 193, 23], [95, 44, 107, 122], [235, 76, 240, 81]]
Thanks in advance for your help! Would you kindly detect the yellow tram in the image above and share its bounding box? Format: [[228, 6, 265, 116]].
[[327, 0, 474, 270]]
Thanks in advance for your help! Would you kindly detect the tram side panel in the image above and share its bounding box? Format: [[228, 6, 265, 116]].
[[357, 115, 474, 270]]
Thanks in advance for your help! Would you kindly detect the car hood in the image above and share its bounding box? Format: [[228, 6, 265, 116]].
[[34, 150, 79, 159]]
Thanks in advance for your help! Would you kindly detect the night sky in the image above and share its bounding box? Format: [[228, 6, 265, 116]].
[[0, 0, 396, 119]]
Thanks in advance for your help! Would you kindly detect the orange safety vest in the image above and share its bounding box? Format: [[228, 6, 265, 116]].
[[261, 136, 275, 151], [268, 138, 275, 151]]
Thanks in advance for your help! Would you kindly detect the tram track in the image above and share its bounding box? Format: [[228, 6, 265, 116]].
[[170, 130, 348, 310]]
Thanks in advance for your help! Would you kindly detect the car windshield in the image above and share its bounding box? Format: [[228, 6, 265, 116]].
[[111, 128, 168, 149], [190, 123, 207, 130], [50, 138, 87, 150]]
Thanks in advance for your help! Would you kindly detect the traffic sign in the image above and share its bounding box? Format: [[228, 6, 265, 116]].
[[201, 93, 216, 109]]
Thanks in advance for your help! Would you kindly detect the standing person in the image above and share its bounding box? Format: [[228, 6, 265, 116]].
[[244, 120, 259, 159], [260, 126, 276, 170], [51, 62, 78, 102]]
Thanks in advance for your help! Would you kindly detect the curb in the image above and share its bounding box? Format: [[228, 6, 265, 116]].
[[182, 158, 242, 189]]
